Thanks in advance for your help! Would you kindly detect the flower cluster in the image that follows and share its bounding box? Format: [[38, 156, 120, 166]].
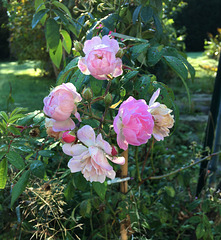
[[43, 35, 174, 183]]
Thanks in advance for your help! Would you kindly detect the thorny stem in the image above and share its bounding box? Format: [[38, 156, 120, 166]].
[[78, 109, 112, 123]]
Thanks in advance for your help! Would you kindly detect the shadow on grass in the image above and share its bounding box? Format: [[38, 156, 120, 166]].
[[0, 61, 55, 112]]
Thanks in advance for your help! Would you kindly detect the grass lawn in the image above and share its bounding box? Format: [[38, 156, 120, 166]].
[[0, 61, 54, 112]]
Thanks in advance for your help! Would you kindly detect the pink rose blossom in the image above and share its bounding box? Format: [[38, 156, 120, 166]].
[[148, 88, 174, 141], [43, 83, 82, 123], [78, 35, 123, 80], [113, 96, 154, 150], [62, 125, 125, 183]]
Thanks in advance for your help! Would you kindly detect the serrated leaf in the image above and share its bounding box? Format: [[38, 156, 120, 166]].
[[0, 111, 8, 122], [165, 186, 175, 198], [131, 43, 149, 60], [32, 9, 49, 29], [188, 216, 201, 224], [45, 18, 60, 50], [53, 9, 69, 25], [49, 40, 62, 68], [60, 29, 72, 54], [74, 173, 88, 191], [7, 126, 21, 136], [70, 69, 86, 91], [56, 57, 79, 85], [121, 71, 139, 85], [132, 5, 142, 24], [141, 6, 153, 24], [163, 55, 191, 107], [102, 13, 119, 31], [196, 223, 205, 239], [90, 76, 103, 96], [153, 13, 163, 39], [38, 150, 54, 157], [147, 45, 163, 66], [7, 151, 25, 170], [80, 199, 91, 218], [92, 182, 107, 201], [8, 114, 25, 124], [0, 158, 8, 189], [0, 151, 7, 160], [52, 1, 72, 18], [11, 170, 30, 208], [16, 111, 40, 126], [30, 160, 45, 179]]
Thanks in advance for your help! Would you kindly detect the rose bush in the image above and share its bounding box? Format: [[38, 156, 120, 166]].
[[78, 35, 123, 80]]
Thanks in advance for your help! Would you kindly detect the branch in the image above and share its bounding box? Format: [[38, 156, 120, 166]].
[[144, 151, 221, 181]]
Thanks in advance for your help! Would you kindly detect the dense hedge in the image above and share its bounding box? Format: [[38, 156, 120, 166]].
[[0, 3, 10, 60], [174, 0, 221, 51]]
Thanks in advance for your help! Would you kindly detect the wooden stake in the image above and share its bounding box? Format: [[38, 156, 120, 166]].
[[120, 148, 129, 240]]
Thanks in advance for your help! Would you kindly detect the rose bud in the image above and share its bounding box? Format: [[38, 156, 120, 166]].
[[62, 131, 76, 143]]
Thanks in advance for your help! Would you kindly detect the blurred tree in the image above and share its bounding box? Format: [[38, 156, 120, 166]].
[[0, 1, 10, 60], [174, 0, 221, 51]]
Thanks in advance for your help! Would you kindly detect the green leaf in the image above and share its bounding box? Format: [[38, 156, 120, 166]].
[[11, 170, 30, 208], [74, 173, 88, 191], [92, 182, 107, 201], [16, 111, 40, 126], [32, 9, 49, 29], [80, 199, 91, 218], [53, 9, 69, 25], [196, 223, 205, 239], [163, 55, 191, 107], [121, 71, 139, 85], [70, 69, 86, 91], [101, 13, 119, 31], [38, 150, 54, 157], [131, 43, 149, 60], [0, 111, 8, 122], [132, 5, 142, 24], [8, 126, 21, 136], [90, 77, 103, 96], [0, 158, 8, 189], [56, 57, 79, 85], [7, 151, 25, 170], [8, 114, 25, 124], [141, 6, 153, 24], [0, 151, 7, 160], [111, 32, 147, 42], [147, 45, 163, 66], [64, 181, 75, 201], [153, 13, 163, 39], [52, 1, 72, 18], [49, 40, 62, 68], [165, 186, 175, 198], [30, 160, 45, 179], [60, 29, 72, 54], [35, 0, 47, 24], [188, 216, 201, 224], [45, 18, 60, 50]]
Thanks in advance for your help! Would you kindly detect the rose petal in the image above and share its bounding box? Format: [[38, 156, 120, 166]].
[[68, 158, 82, 173], [110, 156, 125, 165], [89, 146, 113, 171], [149, 88, 160, 106], [62, 143, 87, 156], [96, 133, 112, 155], [77, 125, 96, 146], [83, 36, 102, 54], [52, 118, 75, 132]]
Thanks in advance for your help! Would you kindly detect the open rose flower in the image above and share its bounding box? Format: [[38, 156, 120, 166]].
[[78, 35, 123, 80], [62, 125, 125, 183], [148, 88, 174, 141], [113, 96, 154, 150], [43, 83, 82, 131]]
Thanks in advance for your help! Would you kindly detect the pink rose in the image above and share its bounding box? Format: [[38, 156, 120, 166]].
[[78, 35, 123, 80], [62, 131, 76, 143], [43, 83, 82, 122], [148, 89, 174, 141], [113, 96, 154, 150], [62, 125, 125, 183]]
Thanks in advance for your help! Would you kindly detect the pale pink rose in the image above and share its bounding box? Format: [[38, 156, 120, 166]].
[[45, 118, 75, 138], [62, 125, 125, 183], [78, 35, 123, 80], [148, 88, 174, 141], [113, 96, 154, 150], [43, 83, 82, 122]]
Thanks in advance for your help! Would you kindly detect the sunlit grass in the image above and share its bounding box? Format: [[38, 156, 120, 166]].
[[0, 61, 54, 112]]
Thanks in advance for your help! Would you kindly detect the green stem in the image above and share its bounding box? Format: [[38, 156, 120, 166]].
[[135, 147, 141, 182]]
